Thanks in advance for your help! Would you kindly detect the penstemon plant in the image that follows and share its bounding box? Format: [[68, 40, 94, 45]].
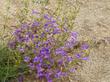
[[8, 12, 89, 82]]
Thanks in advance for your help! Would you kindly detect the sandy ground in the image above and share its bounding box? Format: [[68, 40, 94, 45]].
[[0, 0, 110, 82], [73, 0, 110, 82]]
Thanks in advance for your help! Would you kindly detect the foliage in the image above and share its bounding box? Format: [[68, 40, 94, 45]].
[[0, 41, 29, 82]]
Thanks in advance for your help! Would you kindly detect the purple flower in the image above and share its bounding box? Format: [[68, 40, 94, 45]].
[[44, 23, 49, 27], [44, 14, 51, 20], [66, 39, 77, 48], [18, 75, 23, 82], [42, 63, 51, 69], [67, 56, 73, 62], [44, 21, 56, 28], [65, 32, 78, 48], [75, 53, 81, 58], [28, 63, 35, 69], [55, 70, 64, 78], [82, 57, 89, 60], [38, 72, 44, 78], [24, 36, 29, 42], [33, 56, 39, 63], [32, 10, 39, 14], [35, 45, 39, 48], [19, 47, 24, 52], [40, 32, 45, 38], [34, 34, 39, 38], [26, 32, 33, 39], [58, 59, 63, 66], [24, 56, 30, 62], [50, 19, 56, 23], [13, 29, 21, 35], [40, 48, 50, 55], [17, 36, 26, 42], [32, 21, 40, 27], [63, 26, 68, 32], [65, 41, 72, 47], [36, 41, 41, 47], [21, 23, 28, 29], [81, 43, 89, 50], [53, 28, 61, 34], [35, 55, 43, 63], [56, 48, 67, 56], [71, 32, 78, 39], [47, 79, 52, 82], [52, 23, 58, 27], [36, 64, 43, 73]]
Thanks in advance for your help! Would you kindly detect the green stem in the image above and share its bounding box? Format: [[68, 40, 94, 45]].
[[3, 58, 9, 82]]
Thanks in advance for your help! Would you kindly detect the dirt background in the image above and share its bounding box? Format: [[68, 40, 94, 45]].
[[0, 0, 110, 82], [73, 0, 110, 82]]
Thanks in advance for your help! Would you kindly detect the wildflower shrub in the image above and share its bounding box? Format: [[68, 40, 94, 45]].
[[8, 12, 89, 82]]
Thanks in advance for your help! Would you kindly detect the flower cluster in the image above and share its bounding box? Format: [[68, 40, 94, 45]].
[[8, 13, 89, 82]]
